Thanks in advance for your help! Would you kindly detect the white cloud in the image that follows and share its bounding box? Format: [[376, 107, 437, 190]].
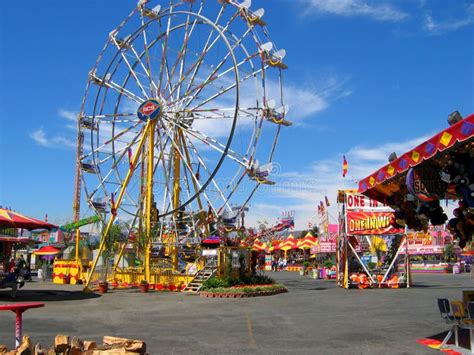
[[30, 129, 49, 147], [284, 84, 328, 119], [29, 128, 76, 149], [423, 4, 474, 34], [348, 135, 429, 162], [274, 76, 352, 124], [58, 109, 77, 122], [305, 0, 408, 22], [246, 133, 432, 229]]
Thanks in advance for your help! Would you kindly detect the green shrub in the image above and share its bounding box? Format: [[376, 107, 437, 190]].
[[201, 276, 230, 290], [201, 274, 276, 291], [324, 260, 334, 268], [250, 274, 275, 285]]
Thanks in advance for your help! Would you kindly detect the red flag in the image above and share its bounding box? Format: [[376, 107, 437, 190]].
[[342, 155, 348, 178]]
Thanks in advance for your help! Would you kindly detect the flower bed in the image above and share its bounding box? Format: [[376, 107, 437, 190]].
[[199, 284, 288, 298]]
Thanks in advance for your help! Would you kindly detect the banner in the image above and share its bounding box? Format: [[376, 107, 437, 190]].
[[346, 211, 404, 235], [345, 193, 392, 211]]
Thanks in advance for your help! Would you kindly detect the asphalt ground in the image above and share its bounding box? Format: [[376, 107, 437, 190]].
[[1, 272, 472, 354]]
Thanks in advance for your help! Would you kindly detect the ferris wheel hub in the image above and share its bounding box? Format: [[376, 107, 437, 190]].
[[137, 99, 163, 122]]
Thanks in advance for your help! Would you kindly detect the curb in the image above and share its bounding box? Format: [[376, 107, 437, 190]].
[[198, 288, 288, 298]]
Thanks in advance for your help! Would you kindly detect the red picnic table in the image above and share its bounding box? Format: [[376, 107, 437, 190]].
[[0, 302, 44, 347]]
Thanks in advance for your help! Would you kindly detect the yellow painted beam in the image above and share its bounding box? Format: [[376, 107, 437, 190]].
[[145, 120, 156, 282], [84, 121, 152, 290]]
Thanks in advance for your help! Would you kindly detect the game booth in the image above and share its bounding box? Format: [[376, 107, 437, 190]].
[[357, 112, 474, 272], [337, 191, 410, 289], [402, 227, 462, 273]]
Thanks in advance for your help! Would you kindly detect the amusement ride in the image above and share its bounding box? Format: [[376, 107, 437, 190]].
[[70, 0, 290, 289]]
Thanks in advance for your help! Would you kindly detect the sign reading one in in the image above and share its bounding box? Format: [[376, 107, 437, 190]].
[[346, 211, 404, 235], [346, 193, 391, 211]]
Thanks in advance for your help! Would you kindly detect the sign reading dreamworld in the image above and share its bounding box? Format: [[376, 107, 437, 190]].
[[345, 193, 403, 235], [346, 211, 404, 235]]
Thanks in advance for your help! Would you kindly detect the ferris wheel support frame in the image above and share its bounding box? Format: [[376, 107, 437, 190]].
[[84, 121, 152, 290], [144, 119, 156, 282]]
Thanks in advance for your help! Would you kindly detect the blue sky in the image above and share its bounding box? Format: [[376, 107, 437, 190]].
[[0, 0, 473, 229]]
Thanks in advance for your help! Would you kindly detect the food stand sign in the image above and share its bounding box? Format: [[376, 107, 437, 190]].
[[346, 211, 404, 235]]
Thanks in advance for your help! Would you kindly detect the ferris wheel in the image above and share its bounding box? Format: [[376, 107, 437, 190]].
[[73, 0, 290, 285]]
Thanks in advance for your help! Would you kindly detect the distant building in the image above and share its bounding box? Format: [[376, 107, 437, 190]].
[[31, 229, 64, 244]]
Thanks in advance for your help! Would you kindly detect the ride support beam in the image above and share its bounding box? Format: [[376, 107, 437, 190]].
[[144, 120, 156, 282], [84, 121, 152, 290], [171, 129, 181, 271]]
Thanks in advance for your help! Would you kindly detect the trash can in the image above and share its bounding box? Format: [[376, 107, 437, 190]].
[[37, 269, 43, 281]]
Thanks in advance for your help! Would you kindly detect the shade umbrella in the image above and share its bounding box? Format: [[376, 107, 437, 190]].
[[301, 235, 318, 247], [33, 245, 61, 256], [283, 234, 296, 244], [252, 240, 267, 252], [298, 240, 313, 250], [280, 244, 294, 252], [0, 208, 57, 230], [270, 240, 282, 252]]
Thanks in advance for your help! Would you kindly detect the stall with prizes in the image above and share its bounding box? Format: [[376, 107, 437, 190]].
[[337, 191, 410, 289], [358, 112, 474, 259]]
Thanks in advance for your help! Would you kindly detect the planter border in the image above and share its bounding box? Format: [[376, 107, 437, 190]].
[[199, 287, 288, 298]]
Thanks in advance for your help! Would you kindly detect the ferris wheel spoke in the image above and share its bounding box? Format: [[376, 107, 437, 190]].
[[164, 5, 231, 102], [153, 123, 180, 216], [138, 10, 159, 96], [105, 79, 145, 104], [129, 43, 159, 96], [180, 27, 255, 108], [110, 38, 150, 99], [163, 117, 248, 168], [157, 3, 175, 97], [166, 107, 259, 120], [91, 126, 143, 201], [87, 164, 118, 200], [183, 135, 232, 212], [178, 139, 204, 216], [180, 5, 238, 98], [191, 66, 267, 111], [82, 121, 142, 160], [81, 114, 138, 126], [160, 122, 218, 215], [168, 2, 204, 101]]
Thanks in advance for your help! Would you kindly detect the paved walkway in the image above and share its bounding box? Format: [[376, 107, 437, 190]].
[[0, 272, 472, 354]]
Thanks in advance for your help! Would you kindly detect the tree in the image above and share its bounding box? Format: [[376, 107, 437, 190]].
[[299, 226, 319, 239]]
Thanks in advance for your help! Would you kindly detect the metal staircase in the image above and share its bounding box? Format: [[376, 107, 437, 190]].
[[182, 257, 217, 294]]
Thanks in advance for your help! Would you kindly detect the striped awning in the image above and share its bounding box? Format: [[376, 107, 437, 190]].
[[358, 113, 473, 200]]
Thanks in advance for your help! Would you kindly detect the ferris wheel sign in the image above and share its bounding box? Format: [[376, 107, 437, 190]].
[[137, 99, 162, 121]]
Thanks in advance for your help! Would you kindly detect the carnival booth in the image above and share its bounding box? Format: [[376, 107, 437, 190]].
[[358, 112, 474, 259], [337, 191, 410, 289]]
